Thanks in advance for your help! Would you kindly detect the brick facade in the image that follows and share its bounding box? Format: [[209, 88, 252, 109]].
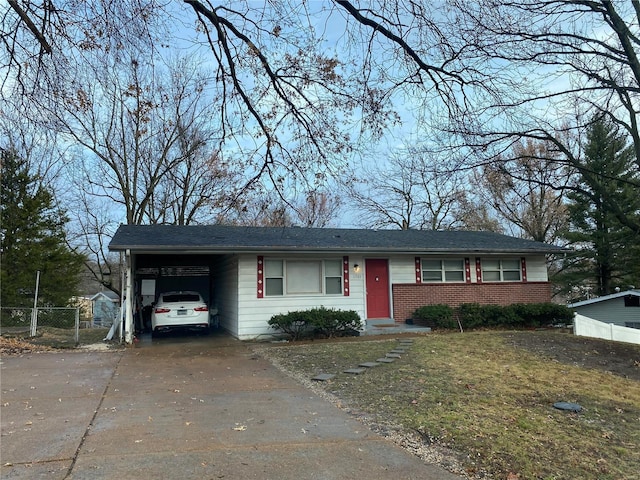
[[392, 282, 552, 322]]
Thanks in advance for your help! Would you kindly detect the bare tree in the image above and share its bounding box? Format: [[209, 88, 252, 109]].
[[43, 53, 230, 226], [3, 1, 162, 102], [440, 0, 640, 232], [2, 1, 474, 196], [347, 149, 471, 230], [6, 1, 639, 233], [68, 190, 123, 295], [220, 186, 341, 228], [292, 191, 342, 228], [454, 196, 503, 233], [37, 50, 232, 292], [472, 139, 572, 243]]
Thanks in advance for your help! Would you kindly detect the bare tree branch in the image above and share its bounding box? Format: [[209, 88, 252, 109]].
[[7, 0, 52, 54]]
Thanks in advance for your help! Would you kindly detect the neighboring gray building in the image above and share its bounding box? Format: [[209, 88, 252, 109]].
[[569, 290, 640, 329]]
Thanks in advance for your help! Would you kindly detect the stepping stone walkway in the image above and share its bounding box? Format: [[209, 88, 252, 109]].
[[359, 362, 380, 368], [312, 373, 336, 381], [344, 368, 366, 374], [310, 337, 419, 381]]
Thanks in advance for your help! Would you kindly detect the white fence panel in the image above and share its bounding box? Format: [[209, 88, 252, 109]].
[[574, 314, 640, 345]]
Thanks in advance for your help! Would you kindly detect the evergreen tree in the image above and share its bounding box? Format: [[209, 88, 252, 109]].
[[1, 148, 85, 307], [562, 117, 640, 297]]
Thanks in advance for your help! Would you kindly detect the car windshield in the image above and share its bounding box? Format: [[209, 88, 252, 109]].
[[161, 294, 201, 303]]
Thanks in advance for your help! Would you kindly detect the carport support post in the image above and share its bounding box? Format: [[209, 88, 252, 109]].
[[124, 249, 134, 344]]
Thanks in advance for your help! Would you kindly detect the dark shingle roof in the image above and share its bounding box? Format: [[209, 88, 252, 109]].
[[108, 225, 566, 255]]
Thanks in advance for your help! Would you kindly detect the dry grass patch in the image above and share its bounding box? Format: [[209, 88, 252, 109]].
[[1, 326, 113, 350], [261, 331, 640, 480]]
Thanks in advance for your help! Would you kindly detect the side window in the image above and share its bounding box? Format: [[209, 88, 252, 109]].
[[443, 259, 465, 282], [324, 260, 343, 294], [481, 259, 521, 282], [421, 259, 465, 282], [624, 295, 640, 307], [265, 259, 284, 296], [422, 259, 444, 282]]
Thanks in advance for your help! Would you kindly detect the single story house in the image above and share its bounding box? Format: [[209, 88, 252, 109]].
[[108, 225, 566, 342], [568, 290, 640, 329]]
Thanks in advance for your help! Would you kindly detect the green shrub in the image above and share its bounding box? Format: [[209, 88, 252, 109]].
[[455, 302, 575, 330], [312, 307, 362, 338], [412, 304, 455, 329], [510, 302, 574, 327], [268, 307, 362, 340], [267, 312, 310, 340], [456, 303, 486, 329]]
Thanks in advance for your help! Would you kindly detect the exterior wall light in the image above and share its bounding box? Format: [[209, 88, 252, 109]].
[[353, 263, 360, 273]]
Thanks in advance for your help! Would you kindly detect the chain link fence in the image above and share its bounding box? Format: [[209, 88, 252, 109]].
[[1, 307, 80, 346]]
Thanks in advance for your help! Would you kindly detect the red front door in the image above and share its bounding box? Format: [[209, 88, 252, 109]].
[[365, 259, 390, 318]]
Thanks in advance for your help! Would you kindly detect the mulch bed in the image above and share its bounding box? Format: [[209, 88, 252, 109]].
[[503, 330, 640, 381]]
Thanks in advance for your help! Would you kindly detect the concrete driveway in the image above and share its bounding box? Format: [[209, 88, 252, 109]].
[[1, 333, 464, 479]]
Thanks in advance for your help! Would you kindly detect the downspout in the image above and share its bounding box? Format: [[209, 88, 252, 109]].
[[124, 249, 134, 344]]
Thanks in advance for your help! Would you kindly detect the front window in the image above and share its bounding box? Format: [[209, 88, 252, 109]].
[[286, 261, 322, 294], [421, 259, 465, 282], [482, 259, 521, 282], [264, 259, 343, 296], [324, 260, 343, 294], [265, 259, 284, 295]]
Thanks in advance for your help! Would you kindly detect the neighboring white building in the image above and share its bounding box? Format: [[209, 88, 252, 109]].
[[569, 290, 640, 329]]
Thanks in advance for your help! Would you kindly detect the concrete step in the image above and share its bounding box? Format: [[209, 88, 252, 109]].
[[363, 319, 431, 336]]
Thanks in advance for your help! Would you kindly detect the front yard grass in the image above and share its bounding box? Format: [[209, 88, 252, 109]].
[[260, 331, 640, 480]]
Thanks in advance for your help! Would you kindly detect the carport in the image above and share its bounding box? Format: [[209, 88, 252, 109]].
[[111, 246, 238, 344]]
